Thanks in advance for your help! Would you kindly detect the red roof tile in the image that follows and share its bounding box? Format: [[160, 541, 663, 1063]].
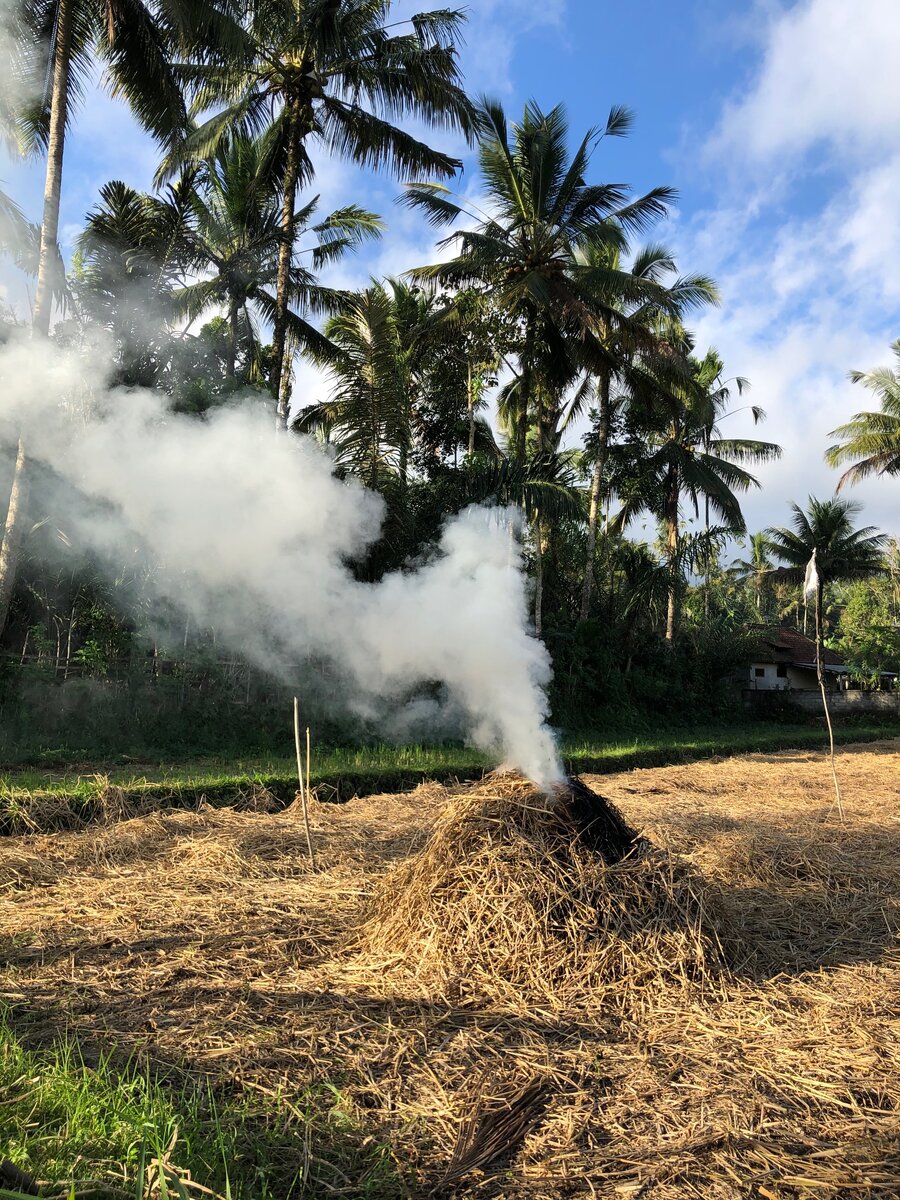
[[745, 624, 845, 668]]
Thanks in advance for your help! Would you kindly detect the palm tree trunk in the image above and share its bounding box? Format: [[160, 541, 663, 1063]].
[[516, 314, 535, 463], [579, 367, 610, 620], [516, 367, 529, 463], [664, 470, 680, 643], [467, 361, 475, 457], [226, 300, 239, 380], [0, 0, 72, 637], [0, 438, 30, 632], [33, 0, 72, 338], [271, 99, 303, 429], [533, 517, 544, 637], [665, 574, 677, 641]]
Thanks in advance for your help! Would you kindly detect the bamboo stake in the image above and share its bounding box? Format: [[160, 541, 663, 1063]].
[[306, 725, 311, 801], [293, 697, 315, 867], [815, 589, 844, 823]]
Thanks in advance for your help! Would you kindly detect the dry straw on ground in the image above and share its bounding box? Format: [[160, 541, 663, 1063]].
[[348, 772, 724, 1014], [0, 740, 898, 1197]]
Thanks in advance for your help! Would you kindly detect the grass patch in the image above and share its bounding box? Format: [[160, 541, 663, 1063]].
[[0, 720, 896, 835], [0, 1011, 400, 1199], [562, 717, 899, 771]]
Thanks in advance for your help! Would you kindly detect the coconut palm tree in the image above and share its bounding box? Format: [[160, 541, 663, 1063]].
[[405, 99, 682, 459], [766, 497, 887, 666], [575, 243, 720, 619], [616, 346, 781, 642], [405, 97, 684, 631], [76, 176, 200, 385], [295, 278, 501, 488], [294, 283, 408, 489], [11, 0, 241, 334], [826, 340, 900, 489], [166, 0, 475, 424], [730, 531, 776, 615], [174, 137, 380, 385], [293, 279, 583, 584]]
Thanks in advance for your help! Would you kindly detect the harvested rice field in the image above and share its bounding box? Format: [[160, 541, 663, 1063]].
[[1, 739, 899, 1198]]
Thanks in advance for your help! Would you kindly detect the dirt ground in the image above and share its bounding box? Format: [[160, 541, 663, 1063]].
[[0, 740, 898, 1198]]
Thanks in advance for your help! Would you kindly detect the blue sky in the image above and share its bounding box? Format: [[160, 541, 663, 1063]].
[[2, 0, 899, 540]]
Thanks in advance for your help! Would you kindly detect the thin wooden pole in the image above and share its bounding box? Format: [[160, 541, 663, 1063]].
[[293, 697, 315, 867], [305, 725, 311, 802], [815, 588, 844, 822]]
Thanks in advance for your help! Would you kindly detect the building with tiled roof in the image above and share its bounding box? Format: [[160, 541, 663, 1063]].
[[745, 624, 847, 691]]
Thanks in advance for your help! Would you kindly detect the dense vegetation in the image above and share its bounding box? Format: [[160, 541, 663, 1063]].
[[0, 1, 898, 765]]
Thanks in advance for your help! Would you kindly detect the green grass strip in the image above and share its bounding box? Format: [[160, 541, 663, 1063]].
[[0, 1011, 400, 1199], [0, 722, 896, 835]]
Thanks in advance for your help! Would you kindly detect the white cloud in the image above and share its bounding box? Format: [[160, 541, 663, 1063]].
[[462, 0, 567, 95], [709, 0, 900, 165], [671, 0, 900, 541], [676, 168, 900, 538], [689, 304, 900, 538]]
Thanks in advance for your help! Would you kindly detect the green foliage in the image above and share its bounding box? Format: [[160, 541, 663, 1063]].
[[549, 616, 751, 729], [161, 0, 474, 408], [832, 578, 900, 681], [0, 658, 357, 763], [615, 337, 780, 636], [826, 339, 900, 489], [730, 531, 777, 619], [76, 147, 380, 397], [405, 97, 681, 460], [767, 496, 887, 586], [2, 0, 894, 753]]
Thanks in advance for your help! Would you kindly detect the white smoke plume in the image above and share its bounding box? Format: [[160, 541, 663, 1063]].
[[0, 0, 44, 148], [0, 333, 563, 789]]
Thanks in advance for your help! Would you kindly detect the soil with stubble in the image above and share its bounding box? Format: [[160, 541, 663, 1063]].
[[0, 740, 898, 1198]]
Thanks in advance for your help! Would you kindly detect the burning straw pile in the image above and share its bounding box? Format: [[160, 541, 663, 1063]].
[[351, 772, 724, 1012]]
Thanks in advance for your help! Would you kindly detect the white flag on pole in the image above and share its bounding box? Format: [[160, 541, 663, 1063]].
[[803, 549, 819, 599]]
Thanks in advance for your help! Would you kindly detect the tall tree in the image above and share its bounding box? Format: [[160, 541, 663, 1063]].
[[294, 282, 408, 489], [76, 176, 198, 386], [575, 244, 719, 619], [766, 497, 887, 666], [617, 344, 780, 642], [434, 287, 505, 461], [405, 98, 678, 463], [79, 152, 380, 391], [0, 0, 240, 634], [405, 98, 683, 630], [826, 339, 900, 489], [295, 278, 500, 478], [168, 0, 475, 426], [173, 137, 380, 385], [730, 531, 776, 615]]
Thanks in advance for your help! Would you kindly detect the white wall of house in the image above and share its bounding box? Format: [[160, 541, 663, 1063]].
[[749, 663, 786, 690], [748, 663, 820, 690]]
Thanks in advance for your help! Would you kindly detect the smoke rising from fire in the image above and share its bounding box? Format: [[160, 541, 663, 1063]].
[[0, 333, 563, 788]]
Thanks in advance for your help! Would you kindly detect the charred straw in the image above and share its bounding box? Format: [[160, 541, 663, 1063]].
[[427, 1077, 552, 1196], [552, 775, 643, 864]]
